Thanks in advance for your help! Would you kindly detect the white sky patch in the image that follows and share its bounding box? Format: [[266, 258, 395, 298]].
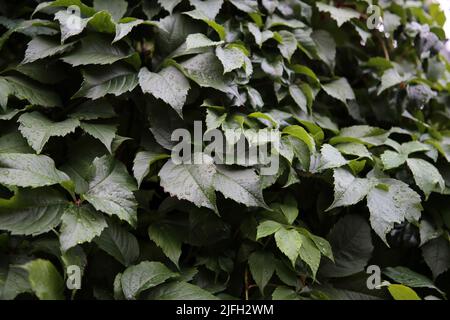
[[437, 0, 450, 38]]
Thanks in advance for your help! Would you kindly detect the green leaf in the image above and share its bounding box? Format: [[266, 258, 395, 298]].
[[317, 144, 348, 171], [94, 219, 139, 266], [367, 179, 422, 245], [148, 223, 183, 268], [93, 0, 128, 21], [256, 220, 282, 240], [289, 85, 308, 113], [316, 3, 360, 27], [0, 188, 67, 236], [191, 0, 224, 19], [121, 261, 177, 299], [0, 132, 34, 154], [60, 204, 107, 252], [383, 266, 444, 295], [406, 158, 445, 198], [69, 100, 116, 120], [18, 112, 80, 154], [327, 168, 372, 210], [388, 284, 421, 300], [84, 156, 138, 226], [1, 76, 61, 107], [275, 30, 297, 62], [158, 0, 182, 14], [23, 36, 75, 64], [298, 234, 321, 278], [283, 125, 315, 152], [74, 65, 139, 100], [322, 78, 355, 104], [0, 153, 71, 188], [320, 215, 373, 278], [248, 251, 275, 293], [159, 157, 218, 213], [22, 259, 64, 300], [422, 237, 450, 279], [179, 52, 231, 93], [381, 150, 407, 170], [378, 68, 405, 95], [274, 227, 302, 266], [80, 123, 118, 153], [215, 46, 246, 73], [139, 66, 190, 117], [133, 151, 170, 187], [213, 165, 268, 209], [147, 281, 219, 300], [2, 265, 32, 300], [184, 10, 225, 40], [62, 35, 134, 66]]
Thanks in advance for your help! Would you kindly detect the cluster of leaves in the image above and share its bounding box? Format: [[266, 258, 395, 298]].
[[0, 0, 449, 300]]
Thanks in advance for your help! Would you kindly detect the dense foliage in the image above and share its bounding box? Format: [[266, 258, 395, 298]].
[[0, 0, 449, 300]]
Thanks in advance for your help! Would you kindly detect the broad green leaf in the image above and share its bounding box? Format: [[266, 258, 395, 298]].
[[121, 261, 177, 299], [289, 85, 308, 113], [18, 112, 80, 154], [84, 156, 138, 226], [133, 151, 170, 187], [157, 0, 182, 14], [327, 168, 372, 210], [421, 237, 450, 279], [311, 30, 336, 70], [316, 3, 360, 27], [367, 179, 422, 245], [322, 78, 355, 104], [317, 144, 348, 171], [22, 259, 64, 300], [148, 223, 182, 267], [388, 284, 421, 300], [2, 265, 32, 300], [213, 165, 268, 209], [80, 123, 118, 153], [69, 100, 116, 120], [298, 234, 321, 278], [1, 76, 61, 107], [320, 215, 373, 278], [277, 30, 297, 62], [93, 0, 128, 21], [139, 66, 190, 117], [74, 65, 139, 100], [330, 125, 389, 146], [23, 36, 74, 63], [184, 10, 225, 40], [0, 132, 34, 154], [406, 158, 445, 198], [274, 227, 302, 266], [248, 251, 275, 293], [283, 125, 315, 152], [62, 35, 134, 66], [215, 46, 246, 73], [179, 52, 231, 93], [94, 219, 139, 266], [256, 220, 282, 239], [381, 150, 407, 170], [60, 204, 107, 251], [272, 286, 300, 300], [191, 0, 224, 19], [159, 157, 218, 213], [147, 281, 218, 300], [0, 153, 71, 188], [0, 188, 67, 236], [378, 68, 405, 95], [383, 266, 444, 295]]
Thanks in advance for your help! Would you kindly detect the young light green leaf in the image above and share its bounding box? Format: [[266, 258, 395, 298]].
[[274, 227, 302, 266], [22, 259, 64, 300]]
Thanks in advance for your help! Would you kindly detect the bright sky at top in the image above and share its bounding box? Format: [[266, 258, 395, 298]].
[[437, 0, 450, 37]]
